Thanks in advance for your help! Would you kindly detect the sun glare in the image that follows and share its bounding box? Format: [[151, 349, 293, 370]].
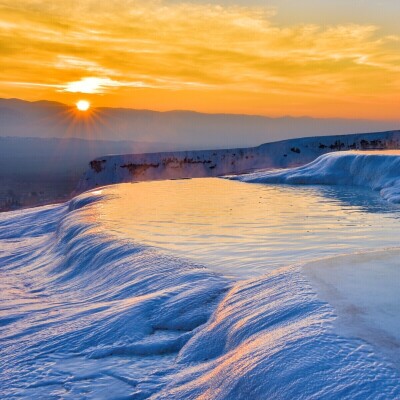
[[76, 100, 90, 111]]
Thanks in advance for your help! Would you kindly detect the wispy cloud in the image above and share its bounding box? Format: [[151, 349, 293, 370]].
[[62, 77, 131, 94], [0, 0, 399, 118]]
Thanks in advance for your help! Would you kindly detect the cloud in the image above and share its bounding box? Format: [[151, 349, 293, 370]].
[[59, 76, 211, 93], [55, 56, 116, 76], [0, 0, 399, 118], [62, 77, 129, 94]]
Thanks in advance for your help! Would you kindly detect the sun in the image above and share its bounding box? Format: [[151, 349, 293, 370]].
[[76, 100, 90, 111]]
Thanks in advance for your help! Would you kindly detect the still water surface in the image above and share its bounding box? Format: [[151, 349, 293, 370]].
[[95, 178, 400, 279]]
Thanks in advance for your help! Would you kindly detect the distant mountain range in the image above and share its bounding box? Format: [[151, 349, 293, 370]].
[[1, 98, 399, 149]]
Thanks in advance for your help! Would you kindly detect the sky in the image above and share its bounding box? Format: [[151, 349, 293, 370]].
[[0, 0, 399, 120]]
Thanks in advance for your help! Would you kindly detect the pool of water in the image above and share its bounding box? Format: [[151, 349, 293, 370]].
[[95, 178, 400, 279]]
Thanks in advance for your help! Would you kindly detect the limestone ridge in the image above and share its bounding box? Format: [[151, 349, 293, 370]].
[[78, 130, 400, 191]]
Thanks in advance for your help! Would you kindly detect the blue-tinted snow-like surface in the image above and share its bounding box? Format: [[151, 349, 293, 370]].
[[0, 193, 228, 398], [233, 150, 400, 203], [2, 151, 400, 399]]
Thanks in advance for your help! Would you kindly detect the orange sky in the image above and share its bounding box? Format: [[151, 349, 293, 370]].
[[1, 0, 399, 120]]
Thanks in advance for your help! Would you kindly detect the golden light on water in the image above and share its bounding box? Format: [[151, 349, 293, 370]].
[[76, 100, 90, 111], [92, 177, 400, 278]]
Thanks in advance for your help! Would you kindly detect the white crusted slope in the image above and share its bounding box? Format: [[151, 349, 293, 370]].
[[234, 150, 400, 203]]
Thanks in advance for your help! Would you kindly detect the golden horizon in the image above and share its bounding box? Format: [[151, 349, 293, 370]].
[[1, 1, 399, 120]]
